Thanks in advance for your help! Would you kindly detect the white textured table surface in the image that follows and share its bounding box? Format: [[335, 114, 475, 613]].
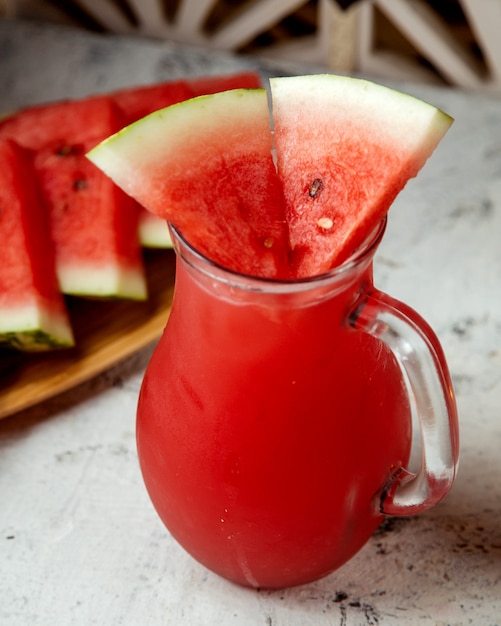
[[1, 20, 501, 626]]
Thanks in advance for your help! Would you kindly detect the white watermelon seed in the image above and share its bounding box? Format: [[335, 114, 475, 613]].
[[317, 217, 333, 230]]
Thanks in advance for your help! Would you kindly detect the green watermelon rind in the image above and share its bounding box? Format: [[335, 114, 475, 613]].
[[0, 330, 73, 351]]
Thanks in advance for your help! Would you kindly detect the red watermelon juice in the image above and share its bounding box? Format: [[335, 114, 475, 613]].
[[136, 220, 416, 589]]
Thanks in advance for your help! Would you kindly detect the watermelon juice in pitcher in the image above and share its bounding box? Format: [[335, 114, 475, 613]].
[[136, 219, 459, 589]]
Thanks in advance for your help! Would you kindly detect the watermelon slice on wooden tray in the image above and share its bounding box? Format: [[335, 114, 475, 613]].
[[88, 74, 453, 280], [0, 96, 147, 299], [0, 139, 74, 350], [113, 79, 194, 125]]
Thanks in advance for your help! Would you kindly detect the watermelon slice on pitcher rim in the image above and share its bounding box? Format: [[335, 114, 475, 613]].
[[270, 75, 453, 276], [93, 88, 290, 278], [113, 71, 263, 249], [87, 74, 453, 279]]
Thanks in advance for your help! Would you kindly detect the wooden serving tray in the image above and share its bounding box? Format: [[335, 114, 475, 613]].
[[0, 249, 176, 420]]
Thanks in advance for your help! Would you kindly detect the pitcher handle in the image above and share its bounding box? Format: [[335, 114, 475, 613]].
[[351, 289, 459, 516]]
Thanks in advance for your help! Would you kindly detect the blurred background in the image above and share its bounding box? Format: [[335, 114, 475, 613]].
[[1, 0, 500, 93]]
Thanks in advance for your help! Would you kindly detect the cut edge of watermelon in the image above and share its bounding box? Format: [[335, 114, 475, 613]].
[[0, 303, 74, 351], [57, 264, 148, 300]]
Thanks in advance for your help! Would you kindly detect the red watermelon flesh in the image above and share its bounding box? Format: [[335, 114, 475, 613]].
[[0, 97, 147, 299], [0, 94, 110, 150], [112, 79, 196, 249], [0, 139, 74, 350]]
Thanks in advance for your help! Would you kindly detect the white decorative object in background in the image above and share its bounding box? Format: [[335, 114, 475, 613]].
[[2, 0, 500, 92], [358, 0, 501, 92]]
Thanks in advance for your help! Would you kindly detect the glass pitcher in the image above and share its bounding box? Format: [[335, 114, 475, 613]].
[[136, 219, 459, 589]]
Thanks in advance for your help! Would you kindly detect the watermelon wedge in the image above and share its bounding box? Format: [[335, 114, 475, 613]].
[[0, 139, 74, 350], [0, 97, 147, 299], [269, 75, 453, 275], [111, 72, 263, 249], [87, 74, 453, 279], [89, 89, 290, 278]]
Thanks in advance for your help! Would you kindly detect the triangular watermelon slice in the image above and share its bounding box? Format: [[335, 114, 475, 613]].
[[0, 139, 74, 350], [111, 72, 263, 249], [89, 89, 291, 279], [0, 97, 147, 299], [269, 74, 453, 276], [87, 74, 453, 279]]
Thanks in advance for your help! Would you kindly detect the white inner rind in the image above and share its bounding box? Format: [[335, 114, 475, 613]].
[[139, 212, 173, 248], [268, 74, 453, 156], [58, 264, 148, 300], [0, 303, 74, 348]]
